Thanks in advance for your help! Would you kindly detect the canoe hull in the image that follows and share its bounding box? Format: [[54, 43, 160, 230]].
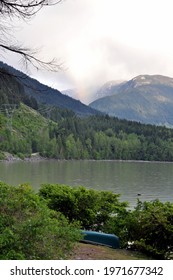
[[81, 230, 120, 249]]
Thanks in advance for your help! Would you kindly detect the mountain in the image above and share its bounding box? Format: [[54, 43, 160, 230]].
[[61, 82, 126, 104], [1, 68, 173, 162], [89, 75, 173, 127], [94, 80, 126, 100], [0, 61, 99, 116]]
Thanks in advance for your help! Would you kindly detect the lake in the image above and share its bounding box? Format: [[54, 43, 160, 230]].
[[0, 160, 173, 208]]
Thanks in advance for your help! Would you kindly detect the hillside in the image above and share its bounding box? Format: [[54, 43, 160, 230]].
[[0, 103, 50, 159], [1, 103, 173, 161], [1, 67, 173, 162], [0, 61, 99, 116], [89, 75, 173, 127]]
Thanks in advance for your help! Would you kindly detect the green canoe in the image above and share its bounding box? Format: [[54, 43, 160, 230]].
[[81, 230, 120, 249]]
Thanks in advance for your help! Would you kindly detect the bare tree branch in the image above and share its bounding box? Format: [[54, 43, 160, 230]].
[[0, 0, 64, 71], [0, 44, 64, 71], [0, 1, 63, 18]]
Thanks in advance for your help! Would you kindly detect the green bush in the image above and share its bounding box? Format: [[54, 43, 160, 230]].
[[126, 200, 173, 259], [101, 206, 131, 248], [3, 181, 172, 259], [39, 184, 128, 231], [0, 182, 81, 260]]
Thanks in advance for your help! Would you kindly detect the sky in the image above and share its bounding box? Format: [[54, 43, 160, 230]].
[[2, 0, 173, 104]]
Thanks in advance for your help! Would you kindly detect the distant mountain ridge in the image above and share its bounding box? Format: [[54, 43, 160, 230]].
[[95, 80, 126, 99], [89, 74, 173, 127], [61, 81, 126, 104], [0, 61, 99, 116]]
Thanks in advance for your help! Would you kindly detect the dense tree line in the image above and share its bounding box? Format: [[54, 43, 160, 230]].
[[1, 103, 173, 161]]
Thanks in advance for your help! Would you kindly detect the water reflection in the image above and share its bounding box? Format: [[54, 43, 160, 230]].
[[0, 160, 173, 208]]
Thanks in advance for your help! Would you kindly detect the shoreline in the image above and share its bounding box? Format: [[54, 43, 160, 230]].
[[1, 154, 173, 164], [0, 152, 47, 162]]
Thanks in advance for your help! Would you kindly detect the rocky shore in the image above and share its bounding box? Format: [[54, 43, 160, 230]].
[[0, 152, 46, 162]]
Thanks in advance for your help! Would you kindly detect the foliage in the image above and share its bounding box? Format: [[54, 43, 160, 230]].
[[99, 198, 173, 259], [1, 181, 173, 260], [0, 182, 81, 260], [39, 184, 128, 231], [124, 200, 173, 259], [39, 184, 173, 259]]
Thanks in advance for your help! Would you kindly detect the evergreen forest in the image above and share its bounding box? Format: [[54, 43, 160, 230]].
[[1, 102, 173, 161]]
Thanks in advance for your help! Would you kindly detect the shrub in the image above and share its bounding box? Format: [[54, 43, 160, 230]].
[[39, 184, 128, 231], [0, 182, 81, 260], [126, 200, 173, 259]]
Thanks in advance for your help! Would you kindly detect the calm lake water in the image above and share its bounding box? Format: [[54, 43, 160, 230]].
[[0, 160, 173, 208]]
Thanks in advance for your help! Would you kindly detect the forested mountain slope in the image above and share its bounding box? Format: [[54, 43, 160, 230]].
[[1, 102, 173, 161], [0, 61, 99, 116]]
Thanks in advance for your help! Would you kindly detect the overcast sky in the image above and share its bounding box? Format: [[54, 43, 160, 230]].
[[2, 0, 173, 103]]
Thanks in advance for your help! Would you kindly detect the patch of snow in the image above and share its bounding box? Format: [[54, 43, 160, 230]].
[[154, 95, 169, 102]]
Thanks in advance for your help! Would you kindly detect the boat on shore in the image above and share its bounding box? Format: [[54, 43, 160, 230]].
[[81, 230, 120, 249]]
